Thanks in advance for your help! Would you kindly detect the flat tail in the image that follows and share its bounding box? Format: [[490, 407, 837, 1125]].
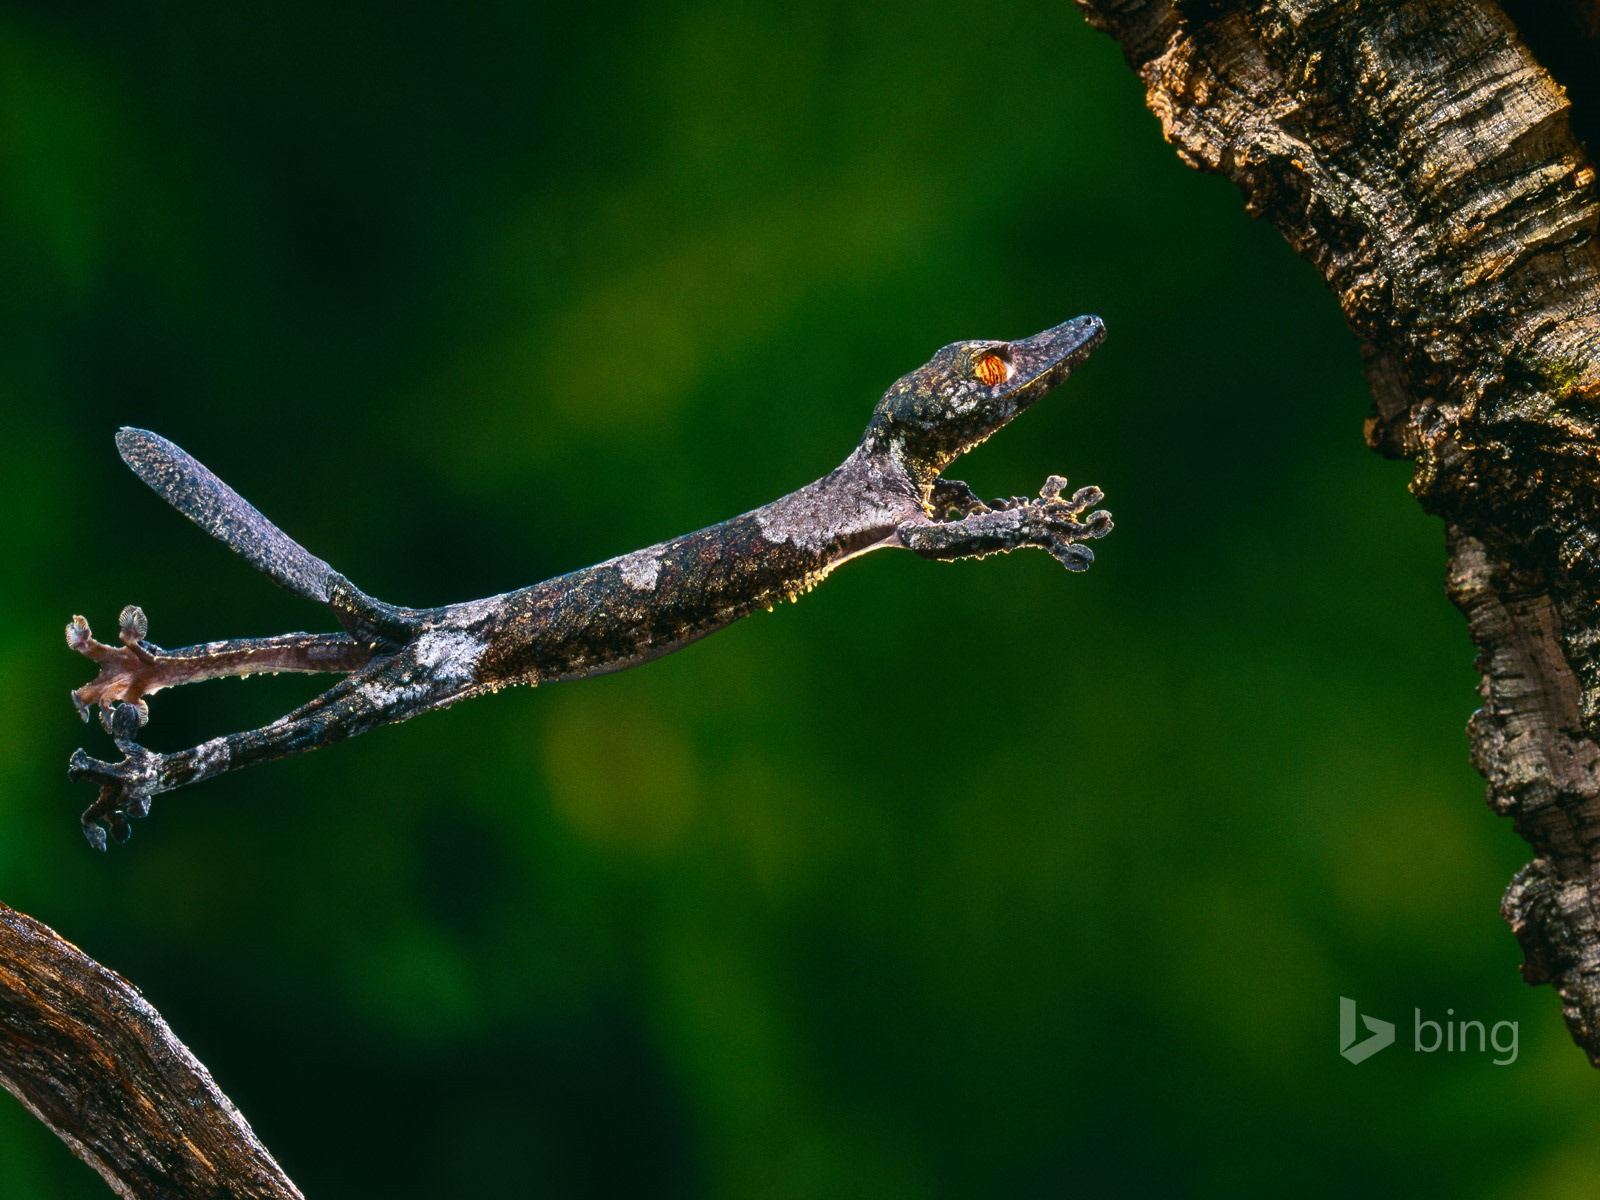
[[115, 429, 418, 648], [117, 427, 348, 605]]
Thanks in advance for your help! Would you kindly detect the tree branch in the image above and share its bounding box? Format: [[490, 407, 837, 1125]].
[[1072, 0, 1600, 1061], [0, 901, 301, 1198]]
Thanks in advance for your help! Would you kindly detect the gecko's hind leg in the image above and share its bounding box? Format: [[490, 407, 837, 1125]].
[[68, 608, 371, 732], [70, 642, 479, 850], [68, 673, 374, 851]]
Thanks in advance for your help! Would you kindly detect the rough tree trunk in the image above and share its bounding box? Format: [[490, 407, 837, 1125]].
[[1072, 0, 1600, 1061], [0, 903, 301, 1198]]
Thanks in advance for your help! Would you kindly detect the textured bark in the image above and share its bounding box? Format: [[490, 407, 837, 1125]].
[[1073, 0, 1600, 1062], [0, 902, 301, 1198]]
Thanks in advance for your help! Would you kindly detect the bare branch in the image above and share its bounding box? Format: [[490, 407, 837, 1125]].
[[0, 902, 301, 1198]]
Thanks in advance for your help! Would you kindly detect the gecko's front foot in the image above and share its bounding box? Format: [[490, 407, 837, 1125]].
[[68, 735, 161, 851], [67, 607, 161, 732], [900, 475, 1113, 569], [1024, 475, 1113, 571]]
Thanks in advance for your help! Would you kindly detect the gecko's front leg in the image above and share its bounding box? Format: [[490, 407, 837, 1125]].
[[899, 476, 1112, 570]]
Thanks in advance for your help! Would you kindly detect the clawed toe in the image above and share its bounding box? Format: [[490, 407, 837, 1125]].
[[1063, 485, 1105, 516], [105, 700, 148, 740], [1081, 508, 1113, 537], [1040, 474, 1070, 501], [118, 604, 149, 644], [68, 747, 117, 786], [66, 615, 93, 655], [1050, 542, 1095, 572]]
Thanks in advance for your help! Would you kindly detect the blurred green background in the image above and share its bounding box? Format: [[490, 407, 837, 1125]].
[[3, 2, 1597, 1196]]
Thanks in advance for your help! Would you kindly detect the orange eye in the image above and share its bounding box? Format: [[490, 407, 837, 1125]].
[[974, 354, 1009, 387]]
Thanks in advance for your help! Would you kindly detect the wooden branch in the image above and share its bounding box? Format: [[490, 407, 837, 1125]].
[[0, 901, 301, 1198], [1072, 0, 1600, 1062]]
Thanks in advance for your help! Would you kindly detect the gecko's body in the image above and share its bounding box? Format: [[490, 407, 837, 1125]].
[[67, 317, 1113, 848]]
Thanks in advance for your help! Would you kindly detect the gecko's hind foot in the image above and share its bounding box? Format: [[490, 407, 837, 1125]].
[[67, 609, 164, 729], [69, 743, 159, 850]]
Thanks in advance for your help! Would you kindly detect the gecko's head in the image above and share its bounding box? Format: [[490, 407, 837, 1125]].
[[862, 316, 1105, 487]]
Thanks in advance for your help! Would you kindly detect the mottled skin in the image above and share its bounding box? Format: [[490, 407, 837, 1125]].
[[67, 316, 1113, 849]]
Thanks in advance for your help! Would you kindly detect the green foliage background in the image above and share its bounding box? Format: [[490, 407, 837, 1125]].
[[3, 2, 1597, 1196]]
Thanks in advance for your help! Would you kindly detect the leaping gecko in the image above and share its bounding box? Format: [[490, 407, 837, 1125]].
[[66, 316, 1113, 849]]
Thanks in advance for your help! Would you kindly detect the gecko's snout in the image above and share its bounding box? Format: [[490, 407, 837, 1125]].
[[1002, 316, 1104, 400]]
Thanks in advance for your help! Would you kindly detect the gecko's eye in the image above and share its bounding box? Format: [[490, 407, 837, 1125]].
[[974, 352, 1011, 387]]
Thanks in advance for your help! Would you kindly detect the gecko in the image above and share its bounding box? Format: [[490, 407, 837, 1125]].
[[66, 316, 1113, 849]]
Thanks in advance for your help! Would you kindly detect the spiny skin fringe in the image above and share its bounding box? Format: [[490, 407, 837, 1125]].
[[67, 318, 1112, 848]]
